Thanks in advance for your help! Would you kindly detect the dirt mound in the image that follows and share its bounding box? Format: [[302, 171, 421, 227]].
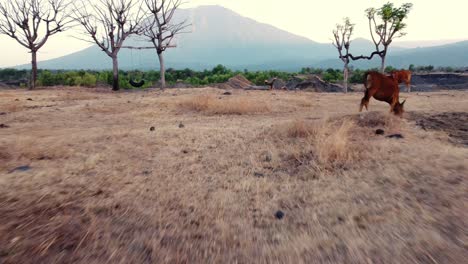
[[286, 75, 343, 92], [265, 78, 287, 90], [411, 73, 468, 91], [408, 111, 468, 146], [222, 75, 253, 90]]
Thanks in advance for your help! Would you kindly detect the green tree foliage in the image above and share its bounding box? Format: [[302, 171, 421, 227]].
[[322, 69, 343, 83], [365, 2, 413, 72], [2, 64, 464, 89]]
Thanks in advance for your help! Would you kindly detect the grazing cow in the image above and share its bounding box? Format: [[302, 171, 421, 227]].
[[360, 71, 406, 116], [390, 70, 412, 92]]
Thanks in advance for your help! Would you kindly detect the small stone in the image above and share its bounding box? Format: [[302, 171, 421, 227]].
[[179, 123, 185, 128], [254, 172, 265, 178], [10, 237, 20, 244], [375, 129, 385, 135], [0, 112, 6, 115], [150, 126, 155, 131], [15, 99, 19, 101], [275, 210, 284, 220], [9, 165, 31, 173], [182, 150, 189, 154], [93, 189, 104, 196], [223, 91, 232, 95], [26, 98, 33, 101], [0, 124, 9, 128], [386, 134, 404, 139]]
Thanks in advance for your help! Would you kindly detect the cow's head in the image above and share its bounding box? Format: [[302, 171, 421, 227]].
[[393, 99, 406, 116]]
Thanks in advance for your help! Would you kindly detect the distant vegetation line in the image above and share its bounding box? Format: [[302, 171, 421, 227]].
[[0, 64, 462, 89]]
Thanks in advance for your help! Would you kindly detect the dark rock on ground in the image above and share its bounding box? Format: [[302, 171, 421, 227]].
[[275, 210, 285, 220], [9, 165, 31, 173], [386, 134, 404, 139], [254, 172, 265, 178]]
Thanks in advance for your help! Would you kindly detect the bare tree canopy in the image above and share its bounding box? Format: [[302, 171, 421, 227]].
[[332, 17, 354, 93], [142, 0, 190, 89], [0, 0, 72, 89], [72, 0, 145, 90]]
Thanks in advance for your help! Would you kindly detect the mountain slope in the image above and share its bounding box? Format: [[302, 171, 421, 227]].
[[32, 5, 335, 71], [315, 41, 468, 69], [16, 5, 467, 71]]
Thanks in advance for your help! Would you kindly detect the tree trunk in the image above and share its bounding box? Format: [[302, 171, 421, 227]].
[[112, 56, 119, 91], [158, 52, 166, 90], [380, 52, 387, 73], [343, 64, 349, 93], [30, 50, 38, 90]]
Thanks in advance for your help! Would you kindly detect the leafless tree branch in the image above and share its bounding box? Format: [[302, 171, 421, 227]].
[[71, 0, 146, 90], [0, 0, 72, 89], [140, 0, 191, 89]]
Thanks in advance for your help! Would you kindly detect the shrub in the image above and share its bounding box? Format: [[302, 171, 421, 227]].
[[38, 70, 55, 86], [81, 73, 97, 87]]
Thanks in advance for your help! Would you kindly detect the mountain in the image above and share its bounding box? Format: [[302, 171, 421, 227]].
[[16, 5, 468, 71], [314, 40, 468, 69], [30, 5, 335, 71]]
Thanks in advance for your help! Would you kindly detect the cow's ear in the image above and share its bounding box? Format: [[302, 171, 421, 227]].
[[401, 99, 406, 106]]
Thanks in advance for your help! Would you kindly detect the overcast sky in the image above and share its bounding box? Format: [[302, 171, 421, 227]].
[[1, 0, 467, 67]]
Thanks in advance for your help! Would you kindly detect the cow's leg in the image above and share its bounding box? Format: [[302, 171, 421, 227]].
[[360, 89, 373, 112], [406, 81, 411, 93]]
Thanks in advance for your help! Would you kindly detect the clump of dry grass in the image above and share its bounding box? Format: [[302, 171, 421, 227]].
[[284, 119, 316, 138], [12, 137, 71, 162], [313, 119, 358, 166], [275, 118, 365, 172], [179, 95, 270, 115], [0, 193, 94, 263]]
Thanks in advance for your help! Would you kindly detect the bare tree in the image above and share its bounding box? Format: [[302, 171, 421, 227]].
[[72, 0, 145, 91], [332, 17, 354, 93], [0, 0, 71, 89], [142, 0, 190, 89]]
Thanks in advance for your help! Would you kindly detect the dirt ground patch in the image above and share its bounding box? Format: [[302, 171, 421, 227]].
[[408, 112, 468, 146], [0, 87, 467, 263]]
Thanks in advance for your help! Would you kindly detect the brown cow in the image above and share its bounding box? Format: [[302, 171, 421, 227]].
[[360, 71, 406, 116], [391, 70, 412, 92]]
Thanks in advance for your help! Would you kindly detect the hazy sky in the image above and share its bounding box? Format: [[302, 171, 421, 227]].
[[1, 0, 467, 67]]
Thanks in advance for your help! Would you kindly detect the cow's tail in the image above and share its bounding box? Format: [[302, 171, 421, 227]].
[[364, 72, 372, 90]]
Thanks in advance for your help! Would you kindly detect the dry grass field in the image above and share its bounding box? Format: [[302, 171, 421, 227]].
[[0, 87, 467, 263]]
